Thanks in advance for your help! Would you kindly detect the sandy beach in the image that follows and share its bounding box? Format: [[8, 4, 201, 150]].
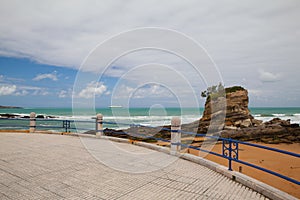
[[187, 142, 300, 198]]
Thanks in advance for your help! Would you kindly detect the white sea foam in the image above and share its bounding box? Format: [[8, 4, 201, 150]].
[[272, 113, 286, 117], [256, 116, 300, 125]]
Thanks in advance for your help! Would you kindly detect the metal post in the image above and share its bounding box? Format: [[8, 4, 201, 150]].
[[228, 138, 232, 171], [29, 112, 36, 133], [171, 117, 181, 155], [96, 114, 103, 138], [63, 120, 70, 132]]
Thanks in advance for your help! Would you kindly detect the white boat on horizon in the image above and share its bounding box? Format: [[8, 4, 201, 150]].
[[108, 105, 123, 108]]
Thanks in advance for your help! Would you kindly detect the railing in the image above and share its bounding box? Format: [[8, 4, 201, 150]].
[[0, 118, 96, 133], [0, 112, 299, 186], [178, 132, 300, 185]]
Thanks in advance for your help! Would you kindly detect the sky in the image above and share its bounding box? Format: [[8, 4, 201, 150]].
[[0, 0, 300, 108]]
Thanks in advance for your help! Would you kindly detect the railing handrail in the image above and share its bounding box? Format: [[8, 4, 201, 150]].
[[1, 117, 299, 157], [233, 140, 300, 158]]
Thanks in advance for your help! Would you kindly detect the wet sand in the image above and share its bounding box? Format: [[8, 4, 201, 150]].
[[187, 142, 300, 198]]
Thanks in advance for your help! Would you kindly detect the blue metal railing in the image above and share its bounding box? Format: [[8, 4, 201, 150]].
[[0, 117, 299, 185], [178, 129, 300, 185]]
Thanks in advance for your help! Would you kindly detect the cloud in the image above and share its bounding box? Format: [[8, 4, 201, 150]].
[[0, 1, 300, 106], [77, 81, 108, 99], [132, 84, 173, 99], [15, 90, 29, 96], [33, 71, 58, 81], [0, 74, 24, 83], [0, 1, 299, 70], [0, 84, 49, 96], [32, 89, 49, 96], [58, 90, 68, 98], [21, 85, 50, 96], [0, 84, 17, 95], [259, 69, 281, 82], [58, 89, 73, 98]]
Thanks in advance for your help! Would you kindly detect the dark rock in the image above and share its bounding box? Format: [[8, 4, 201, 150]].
[[290, 123, 300, 128], [46, 116, 56, 119], [0, 105, 23, 109], [0, 113, 20, 118], [83, 130, 96, 135]]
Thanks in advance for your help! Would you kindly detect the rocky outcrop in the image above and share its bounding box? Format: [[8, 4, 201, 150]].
[[198, 86, 262, 132], [0, 113, 56, 119], [197, 86, 300, 143], [221, 118, 300, 144]]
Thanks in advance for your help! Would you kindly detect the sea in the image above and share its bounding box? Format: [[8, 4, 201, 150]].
[[0, 107, 300, 132]]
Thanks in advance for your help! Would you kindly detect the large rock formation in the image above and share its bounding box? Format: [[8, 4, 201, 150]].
[[197, 86, 300, 143], [198, 86, 262, 132]]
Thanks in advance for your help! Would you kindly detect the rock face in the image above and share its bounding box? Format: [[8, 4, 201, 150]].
[[198, 86, 261, 132], [197, 86, 300, 143], [221, 118, 300, 144]]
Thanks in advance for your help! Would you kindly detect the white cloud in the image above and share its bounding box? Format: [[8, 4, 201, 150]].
[[33, 71, 58, 81], [33, 90, 49, 96], [0, 1, 300, 106], [0, 0, 299, 71], [0, 84, 17, 95], [259, 69, 281, 82], [132, 84, 172, 99], [15, 90, 29, 96], [58, 90, 68, 98], [0, 84, 50, 96], [77, 81, 107, 99], [0, 74, 24, 83], [58, 89, 73, 98]]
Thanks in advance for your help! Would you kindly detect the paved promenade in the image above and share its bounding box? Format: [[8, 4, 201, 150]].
[[0, 132, 269, 200]]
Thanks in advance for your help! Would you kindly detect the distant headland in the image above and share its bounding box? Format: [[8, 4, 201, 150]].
[[0, 105, 23, 109]]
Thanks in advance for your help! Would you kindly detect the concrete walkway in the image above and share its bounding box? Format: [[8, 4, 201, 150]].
[[0, 132, 269, 200]]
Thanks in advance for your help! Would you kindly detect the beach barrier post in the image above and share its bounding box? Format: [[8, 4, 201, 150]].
[[29, 112, 36, 133], [171, 117, 181, 155], [96, 113, 103, 138]]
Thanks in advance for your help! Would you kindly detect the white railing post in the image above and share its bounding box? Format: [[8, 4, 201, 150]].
[[96, 113, 103, 138], [171, 117, 181, 155], [29, 112, 36, 133]]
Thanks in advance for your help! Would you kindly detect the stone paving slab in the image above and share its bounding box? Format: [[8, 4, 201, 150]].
[[0, 132, 269, 199]]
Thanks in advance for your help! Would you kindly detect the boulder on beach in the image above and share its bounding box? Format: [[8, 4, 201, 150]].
[[0, 113, 20, 118]]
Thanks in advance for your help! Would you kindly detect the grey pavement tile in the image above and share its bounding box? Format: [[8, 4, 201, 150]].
[[0, 133, 271, 200]]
